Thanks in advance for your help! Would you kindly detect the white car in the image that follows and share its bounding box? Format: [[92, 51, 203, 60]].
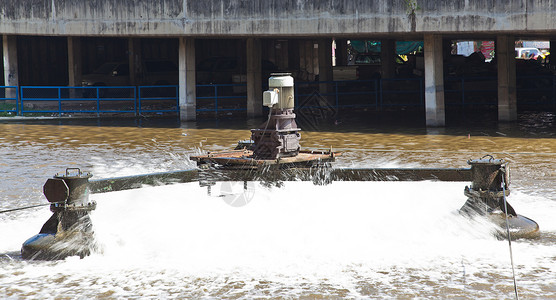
[[515, 47, 544, 60]]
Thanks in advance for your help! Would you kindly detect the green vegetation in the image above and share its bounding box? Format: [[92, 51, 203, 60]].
[[404, 0, 420, 16]]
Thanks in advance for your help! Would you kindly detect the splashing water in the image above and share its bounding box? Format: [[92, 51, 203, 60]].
[[1, 120, 556, 298], [1, 180, 555, 298]]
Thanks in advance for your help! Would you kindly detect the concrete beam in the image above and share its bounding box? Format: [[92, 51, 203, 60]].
[[246, 38, 262, 118], [3, 1, 553, 36], [497, 35, 517, 122], [179, 37, 196, 122], [424, 34, 445, 127]]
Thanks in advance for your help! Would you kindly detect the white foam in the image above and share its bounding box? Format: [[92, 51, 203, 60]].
[[1, 181, 554, 298]]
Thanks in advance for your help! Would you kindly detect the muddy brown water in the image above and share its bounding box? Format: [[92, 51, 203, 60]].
[[0, 112, 555, 298]]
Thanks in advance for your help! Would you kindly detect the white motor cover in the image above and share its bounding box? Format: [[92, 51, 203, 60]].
[[263, 90, 279, 107], [268, 75, 294, 88]]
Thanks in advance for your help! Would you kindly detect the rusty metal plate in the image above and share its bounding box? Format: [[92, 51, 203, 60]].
[[43, 178, 69, 203]]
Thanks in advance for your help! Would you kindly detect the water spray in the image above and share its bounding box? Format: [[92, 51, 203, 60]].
[[460, 155, 539, 239], [14, 74, 539, 261], [21, 168, 97, 260], [502, 171, 519, 300], [16, 155, 539, 260]]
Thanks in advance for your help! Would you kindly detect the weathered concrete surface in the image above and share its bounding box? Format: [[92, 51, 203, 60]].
[[497, 35, 518, 122], [178, 37, 196, 122], [246, 38, 262, 118], [424, 34, 445, 127], [3, 36, 18, 90], [1, 1, 556, 37]]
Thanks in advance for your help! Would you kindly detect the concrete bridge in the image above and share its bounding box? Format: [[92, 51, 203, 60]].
[[2, 0, 556, 125]]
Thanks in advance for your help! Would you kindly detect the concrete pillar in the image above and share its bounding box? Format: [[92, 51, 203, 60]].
[[299, 41, 311, 81], [67, 37, 82, 87], [179, 37, 196, 122], [128, 38, 141, 86], [335, 39, 348, 66], [381, 39, 396, 79], [3, 35, 19, 93], [311, 41, 318, 80], [497, 35, 517, 122], [246, 38, 262, 118], [318, 39, 333, 82], [318, 39, 333, 105], [288, 39, 300, 71], [274, 40, 288, 70], [424, 34, 445, 127], [550, 40, 556, 68]]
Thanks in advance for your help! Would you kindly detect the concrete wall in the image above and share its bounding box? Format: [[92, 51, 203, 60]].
[[2, 0, 556, 37]]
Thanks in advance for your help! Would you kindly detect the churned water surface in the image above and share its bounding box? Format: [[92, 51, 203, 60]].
[[0, 113, 556, 298]]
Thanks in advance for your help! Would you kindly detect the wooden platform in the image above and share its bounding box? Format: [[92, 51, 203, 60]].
[[191, 149, 340, 169]]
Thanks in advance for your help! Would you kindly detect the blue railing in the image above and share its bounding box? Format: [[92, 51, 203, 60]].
[[444, 76, 498, 107], [0, 86, 18, 114], [295, 80, 380, 109], [294, 78, 424, 110], [16, 85, 178, 116], [2, 75, 556, 118], [19, 86, 137, 116], [196, 83, 248, 115], [138, 85, 179, 115], [515, 75, 556, 107], [379, 77, 424, 108], [444, 75, 556, 108]]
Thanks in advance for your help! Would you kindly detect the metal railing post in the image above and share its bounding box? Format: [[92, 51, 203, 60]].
[[16, 86, 20, 116], [96, 87, 100, 115], [136, 86, 140, 116], [214, 85, 218, 118], [335, 81, 339, 109], [58, 87, 62, 116], [461, 77, 465, 107], [379, 79, 383, 110], [20, 86, 24, 116], [373, 80, 378, 109], [419, 78, 424, 107], [175, 86, 179, 114]]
